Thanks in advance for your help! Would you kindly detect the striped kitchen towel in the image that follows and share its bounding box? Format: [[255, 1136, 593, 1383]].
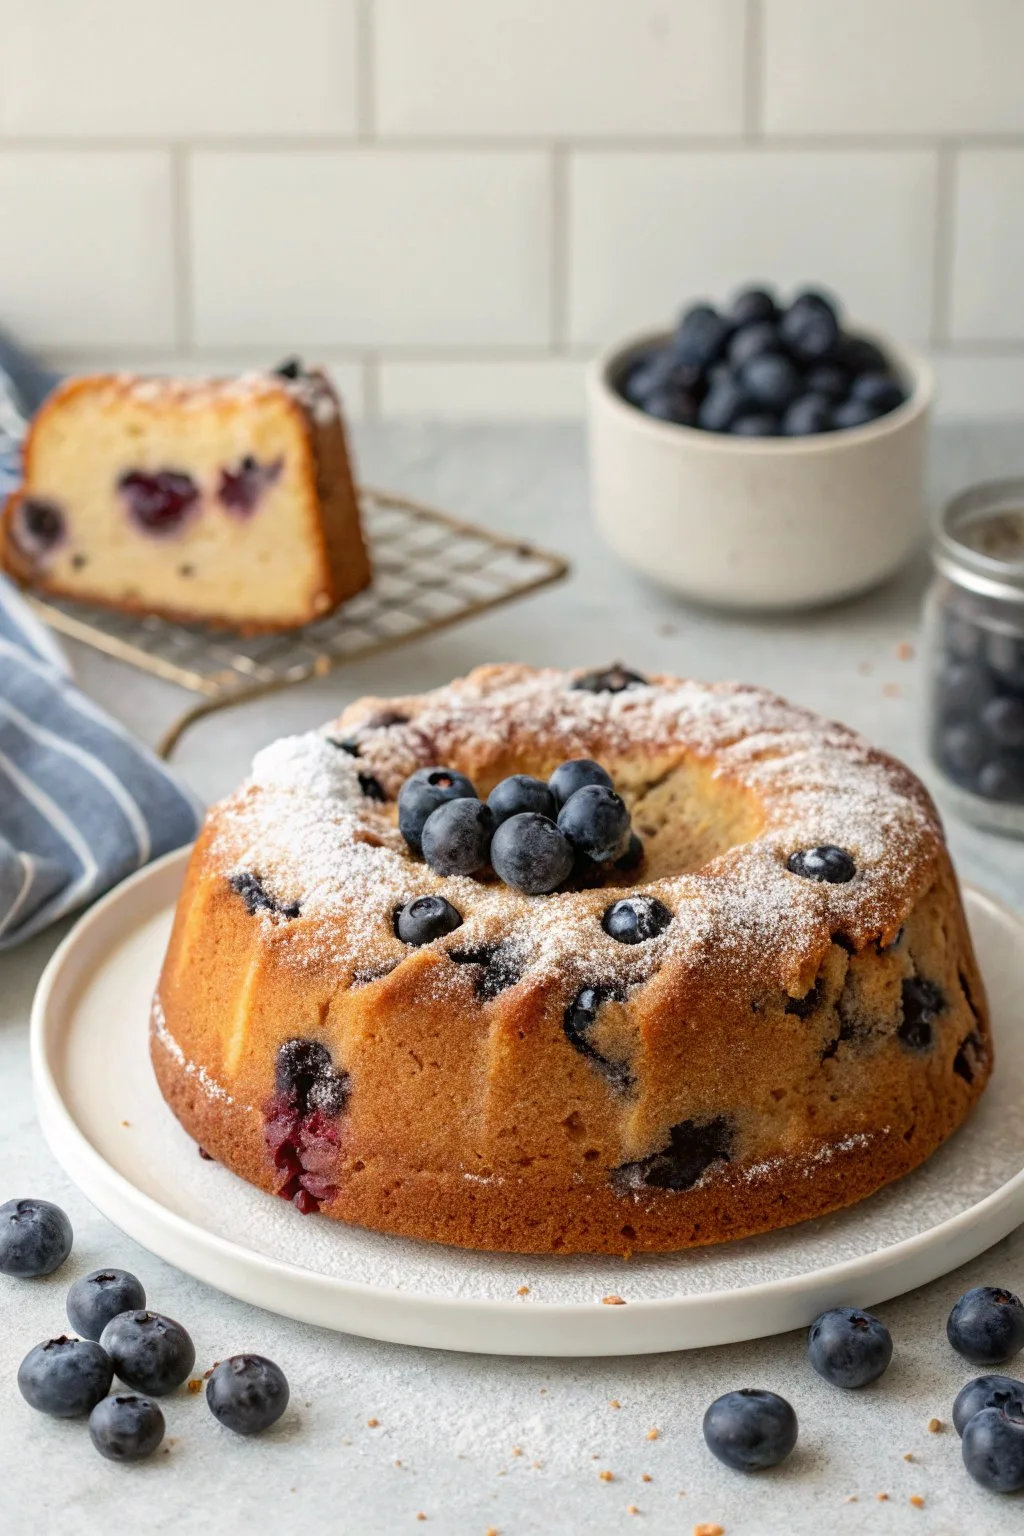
[[0, 579, 201, 947], [0, 330, 200, 947]]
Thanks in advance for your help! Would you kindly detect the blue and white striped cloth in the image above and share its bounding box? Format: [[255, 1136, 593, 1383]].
[[0, 332, 200, 948]]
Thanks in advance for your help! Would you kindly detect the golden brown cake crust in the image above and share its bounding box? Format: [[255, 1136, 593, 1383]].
[[152, 665, 991, 1254], [1, 367, 371, 633]]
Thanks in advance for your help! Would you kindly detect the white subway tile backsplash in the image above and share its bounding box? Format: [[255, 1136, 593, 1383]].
[[0, 0, 358, 138], [763, 0, 1024, 136], [0, 153, 175, 348], [568, 150, 938, 347], [950, 151, 1024, 342], [189, 151, 551, 349], [379, 360, 585, 418], [374, 0, 746, 139], [928, 353, 1024, 417]]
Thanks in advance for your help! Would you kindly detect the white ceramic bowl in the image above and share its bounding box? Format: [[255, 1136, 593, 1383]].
[[586, 330, 933, 611]]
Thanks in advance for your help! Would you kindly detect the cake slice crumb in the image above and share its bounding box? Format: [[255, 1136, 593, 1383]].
[[910, 1495, 924, 1509], [928, 1417, 943, 1433], [602, 1295, 626, 1305]]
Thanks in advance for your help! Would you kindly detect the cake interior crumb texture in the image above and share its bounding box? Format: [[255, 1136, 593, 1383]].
[[152, 664, 991, 1255]]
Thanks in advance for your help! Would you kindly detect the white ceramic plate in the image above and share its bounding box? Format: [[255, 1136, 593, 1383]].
[[31, 849, 1024, 1357]]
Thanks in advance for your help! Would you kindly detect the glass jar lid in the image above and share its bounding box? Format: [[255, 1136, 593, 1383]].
[[934, 479, 1024, 601]]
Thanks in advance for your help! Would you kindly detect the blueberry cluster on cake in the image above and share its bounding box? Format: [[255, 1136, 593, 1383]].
[[1, 361, 370, 632], [152, 665, 991, 1254]]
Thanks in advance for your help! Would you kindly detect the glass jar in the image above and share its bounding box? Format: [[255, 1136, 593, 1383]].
[[925, 479, 1024, 837]]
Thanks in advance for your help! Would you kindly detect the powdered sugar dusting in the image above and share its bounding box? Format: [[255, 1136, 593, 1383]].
[[151, 994, 236, 1105], [206, 666, 942, 1001]]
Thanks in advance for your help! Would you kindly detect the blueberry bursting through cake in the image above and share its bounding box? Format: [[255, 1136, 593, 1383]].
[[151, 665, 991, 1254]]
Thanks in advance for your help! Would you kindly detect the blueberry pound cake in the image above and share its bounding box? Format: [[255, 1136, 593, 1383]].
[[1, 362, 370, 632], [152, 664, 991, 1254]]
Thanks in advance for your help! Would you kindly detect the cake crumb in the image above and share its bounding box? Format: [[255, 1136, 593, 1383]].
[[599, 1469, 614, 1482], [186, 1378, 203, 1394], [121, 1120, 131, 1128], [367, 1417, 380, 1428], [877, 1492, 889, 1502], [416, 1515, 426, 1523], [394, 1459, 402, 1468], [910, 1495, 924, 1509], [627, 1505, 640, 1516], [642, 1473, 652, 1483], [342, 1437, 352, 1446], [896, 642, 915, 661], [928, 1417, 944, 1434], [693, 1524, 724, 1536], [646, 1427, 660, 1441], [516, 1285, 529, 1296], [485, 1529, 499, 1536], [903, 1452, 913, 1461], [843, 1495, 857, 1503], [609, 1399, 621, 1409], [531, 1461, 543, 1470], [203, 1363, 220, 1379], [602, 1295, 626, 1305], [511, 1446, 522, 1457]]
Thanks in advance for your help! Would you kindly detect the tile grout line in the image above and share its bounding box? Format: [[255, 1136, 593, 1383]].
[[549, 144, 569, 352], [930, 142, 958, 348], [355, 0, 376, 140], [169, 145, 193, 354], [743, 0, 765, 140]]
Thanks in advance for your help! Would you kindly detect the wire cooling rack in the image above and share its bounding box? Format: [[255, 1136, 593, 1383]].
[[27, 486, 569, 758]]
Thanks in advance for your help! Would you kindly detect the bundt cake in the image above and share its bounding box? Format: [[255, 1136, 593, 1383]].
[[1, 362, 370, 632], [152, 664, 991, 1255]]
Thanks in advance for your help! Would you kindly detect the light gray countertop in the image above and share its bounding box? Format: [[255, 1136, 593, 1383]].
[[2, 421, 1023, 1535]]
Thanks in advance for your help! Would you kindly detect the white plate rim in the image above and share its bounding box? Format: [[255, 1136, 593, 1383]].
[[29, 847, 1024, 1356]]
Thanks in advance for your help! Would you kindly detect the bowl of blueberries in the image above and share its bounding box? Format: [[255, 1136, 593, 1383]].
[[587, 284, 932, 611]]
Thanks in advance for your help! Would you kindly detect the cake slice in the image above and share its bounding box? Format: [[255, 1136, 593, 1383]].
[[1, 362, 371, 632]]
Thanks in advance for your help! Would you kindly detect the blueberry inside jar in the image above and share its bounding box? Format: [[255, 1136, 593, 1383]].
[[926, 480, 1024, 833]]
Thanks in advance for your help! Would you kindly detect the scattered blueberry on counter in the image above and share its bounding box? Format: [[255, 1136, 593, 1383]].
[[0, 1197, 74, 1277], [702, 1387, 798, 1471], [953, 1373, 1024, 1436], [67, 1268, 146, 1341], [947, 1286, 1024, 1366], [99, 1310, 196, 1397], [206, 1355, 290, 1436], [89, 1394, 166, 1462], [807, 1307, 893, 1389], [18, 1336, 113, 1419], [619, 285, 907, 437]]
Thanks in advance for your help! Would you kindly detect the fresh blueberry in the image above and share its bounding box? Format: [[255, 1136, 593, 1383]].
[[899, 977, 945, 1050], [67, 1269, 147, 1341], [962, 1406, 1024, 1493], [781, 394, 833, 436], [99, 1311, 196, 1396], [939, 722, 986, 784], [572, 665, 648, 694], [487, 774, 557, 826], [981, 695, 1024, 750], [832, 397, 879, 430], [395, 894, 463, 945], [642, 384, 699, 426], [118, 470, 199, 535], [698, 373, 749, 432], [978, 759, 1024, 802], [548, 758, 614, 809], [615, 832, 645, 872], [0, 1198, 73, 1278], [728, 287, 778, 328], [740, 353, 802, 411], [89, 1393, 165, 1461], [947, 1287, 1024, 1366], [673, 303, 731, 370], [275, 1039, 348, 1117], [206, 1355, 289, 1436], [398, 766, 477, 854], [274, 358, 304, 379], [702, 1388, 798, 1472], [358, 772, 387, 803], [953, 1374, 1024, 1436], [620, 346, 678, 407], [18, 1336, 113, 1418], [421, 797, 494, 877], [602, 896, 672, 944], [727, 320, 782, 371], [807, 1307, 893, 1388], [839, 334, 890, 376], [850, 372, 905, 414], [730, 412, 780, 437], [804, 363, 849, 401], [229, 871, 300, 920], [217, 455, 282, 515], [557, 785, 631, 863], [490, 813, 574, 895], [778, 291, 840, 362], [786, 846, 856, 883], [944, 611, 984, 662], [940, 659, 994, 716], [987, 632, 1024, 691]]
